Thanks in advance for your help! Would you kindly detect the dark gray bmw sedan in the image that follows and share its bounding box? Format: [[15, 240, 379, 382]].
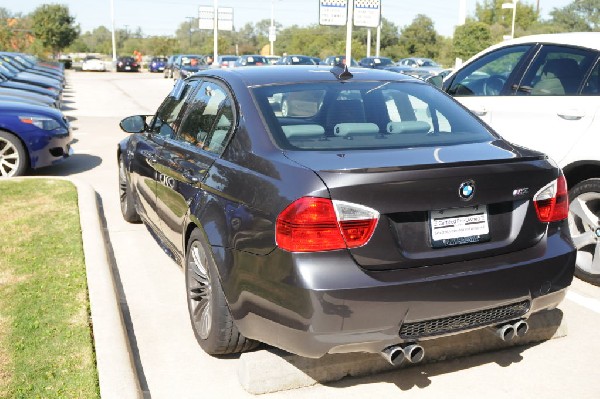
[[117, 65, 575, 365]]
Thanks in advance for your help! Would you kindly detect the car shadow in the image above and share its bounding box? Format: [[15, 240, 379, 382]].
[[267, 308, 563, 392], [31, 153, 102, 176]]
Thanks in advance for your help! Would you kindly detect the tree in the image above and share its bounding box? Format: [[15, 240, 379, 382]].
[[549, 0, 600, 31], [453, 21, 493, 61], [398, 14, 440, 59], [475, 0, 539, 32], [30, 4, 79, 57]]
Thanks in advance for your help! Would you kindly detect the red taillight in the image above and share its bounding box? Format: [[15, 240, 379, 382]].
[[276, 197, 379, 252], [534, 175, 569, 222]]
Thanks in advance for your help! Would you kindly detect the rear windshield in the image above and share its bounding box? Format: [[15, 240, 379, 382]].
[[253, 80, 495, 151]]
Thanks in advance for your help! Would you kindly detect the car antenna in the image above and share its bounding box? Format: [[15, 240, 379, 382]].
[[330, 63, 353, 81]]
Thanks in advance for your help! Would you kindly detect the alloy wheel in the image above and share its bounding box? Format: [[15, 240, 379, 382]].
[[187, 242, 212, 339], [569, 192, 600, 277], [0, 136, 21, 177]]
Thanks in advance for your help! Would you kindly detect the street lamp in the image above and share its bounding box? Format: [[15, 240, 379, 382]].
[[502, 0, 517, 40], [270, 0, 281, 56]]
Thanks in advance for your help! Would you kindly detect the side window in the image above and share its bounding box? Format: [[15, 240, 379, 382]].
[[447, 45, 531, 97], [582, 61, 600, 95], [176, 81, 236, 155], [520, 45, 598, 96], [150, 80, 199, 138]]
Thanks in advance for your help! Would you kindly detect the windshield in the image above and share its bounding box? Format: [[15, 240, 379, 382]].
[[253, 81, 494, 151]]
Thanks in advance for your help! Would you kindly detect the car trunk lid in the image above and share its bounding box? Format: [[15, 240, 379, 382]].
[[283, 140, 557, 271]]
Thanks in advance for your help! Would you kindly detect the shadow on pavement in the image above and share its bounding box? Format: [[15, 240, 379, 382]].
[[32, 153, 102, 176]]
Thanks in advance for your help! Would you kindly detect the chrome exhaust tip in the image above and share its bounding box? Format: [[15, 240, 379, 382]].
[[381, 345, 405, 366], [496, 323, 516, 342], [403, 344, 425, 364], [513, 320, 529, 337]]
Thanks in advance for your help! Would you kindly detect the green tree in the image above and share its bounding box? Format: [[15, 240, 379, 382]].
[[30, 4, 79, 57], [549, 0, 600, 31], [475, 0, 539, 32], [453, 21, 493, 60], [398, 14, 440, 59]]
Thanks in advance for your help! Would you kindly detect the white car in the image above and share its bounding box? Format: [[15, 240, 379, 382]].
[[443, 32, 600, 285], [81, 56, 106, 72]]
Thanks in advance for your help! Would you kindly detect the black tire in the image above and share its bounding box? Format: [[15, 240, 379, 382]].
[[118, 155, 141, 223], [568, 178, 600, 286], [0, 130, 28, 177], [185, 229, 258, 355]]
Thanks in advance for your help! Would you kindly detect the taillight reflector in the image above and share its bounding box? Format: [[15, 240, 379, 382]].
[[276, 197, 379, 252], [534, 175, 568, 222]]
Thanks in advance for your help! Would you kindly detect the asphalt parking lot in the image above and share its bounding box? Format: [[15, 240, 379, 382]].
[[35, 69, 600, 399]]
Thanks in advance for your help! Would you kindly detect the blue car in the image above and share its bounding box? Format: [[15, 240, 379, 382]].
[[149, 57, 168, 73], [0, 101, 72, 177]]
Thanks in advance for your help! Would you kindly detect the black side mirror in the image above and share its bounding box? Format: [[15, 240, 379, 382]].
[[426, 75, 443, 89], [120, 115, 147, 133]]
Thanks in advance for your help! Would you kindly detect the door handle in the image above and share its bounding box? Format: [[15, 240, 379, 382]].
[[182, 171, 200, 184], [557, 109, 585, 121], [470, 107, 488, 117]]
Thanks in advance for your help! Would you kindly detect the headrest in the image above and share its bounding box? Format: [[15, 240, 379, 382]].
[[387, 121, 431, 134], [334, 123, 379, 137]]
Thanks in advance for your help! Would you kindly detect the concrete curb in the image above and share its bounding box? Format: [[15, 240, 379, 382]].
[[12, 177, 142, 399], [238, 308, 567, 395]]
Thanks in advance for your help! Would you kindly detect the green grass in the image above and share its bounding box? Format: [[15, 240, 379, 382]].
[[0, 179, 99, 399]]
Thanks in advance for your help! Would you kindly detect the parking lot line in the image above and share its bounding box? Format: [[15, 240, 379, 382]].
[[566, 291, 600, 314]]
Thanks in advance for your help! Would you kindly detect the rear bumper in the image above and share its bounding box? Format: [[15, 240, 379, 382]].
[[224, 228, 575, 358]]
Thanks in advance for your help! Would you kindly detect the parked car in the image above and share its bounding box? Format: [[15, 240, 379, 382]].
[[116, 56, 140, 72], [265, 55, 281, 65], [172, 54, 205, 80], [0, 74, 61, 104], [59, 54, 72, 69], [163, 55, 178, 78], [0, 101, 72, 177], [441, 32, 600, 286], [276, 55, 316, 65], [213, 55, 239, 68], [0, 61, 63, 92], [149, 57, 168, 73], [358, 56, 394, 69], [0, 87, 59, 108], [0, 52, 65, 82], [323, 55, 358, 66], [81, 56, 106, 72], [398, 57, 444, 75], [117, 65, 574, 360], [234, 55, 268, 67]]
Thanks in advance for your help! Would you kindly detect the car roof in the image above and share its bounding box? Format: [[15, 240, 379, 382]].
[[196, 65, 417, 86], [466, 32, 600, 62]]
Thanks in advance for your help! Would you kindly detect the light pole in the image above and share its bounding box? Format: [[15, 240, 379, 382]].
[[502, 0, 517, 40], [110, 0, 117, 63]]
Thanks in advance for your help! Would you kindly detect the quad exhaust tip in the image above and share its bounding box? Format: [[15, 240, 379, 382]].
[[381, 343, 425, 366], [496, 319, 529, 342]]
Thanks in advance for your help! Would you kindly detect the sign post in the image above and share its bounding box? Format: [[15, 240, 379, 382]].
[[199, 3, 234, 63]]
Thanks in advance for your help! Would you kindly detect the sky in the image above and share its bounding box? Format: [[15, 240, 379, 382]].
[[5, 0, 575, 38]]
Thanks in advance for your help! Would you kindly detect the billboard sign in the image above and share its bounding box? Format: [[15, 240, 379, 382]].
[[199, 6, 233, 31], [218, 7, 234, 31], [199, 6, 214, 30], [319, 0, 348, 26], [353, 0, 381, 28]]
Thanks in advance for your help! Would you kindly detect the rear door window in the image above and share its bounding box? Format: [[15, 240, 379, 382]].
[[176, 80, 236, 155], [517, 45, 598, 96]]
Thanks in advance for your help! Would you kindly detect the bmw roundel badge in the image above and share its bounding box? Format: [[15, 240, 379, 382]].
[[459, 180, 475, 201]]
